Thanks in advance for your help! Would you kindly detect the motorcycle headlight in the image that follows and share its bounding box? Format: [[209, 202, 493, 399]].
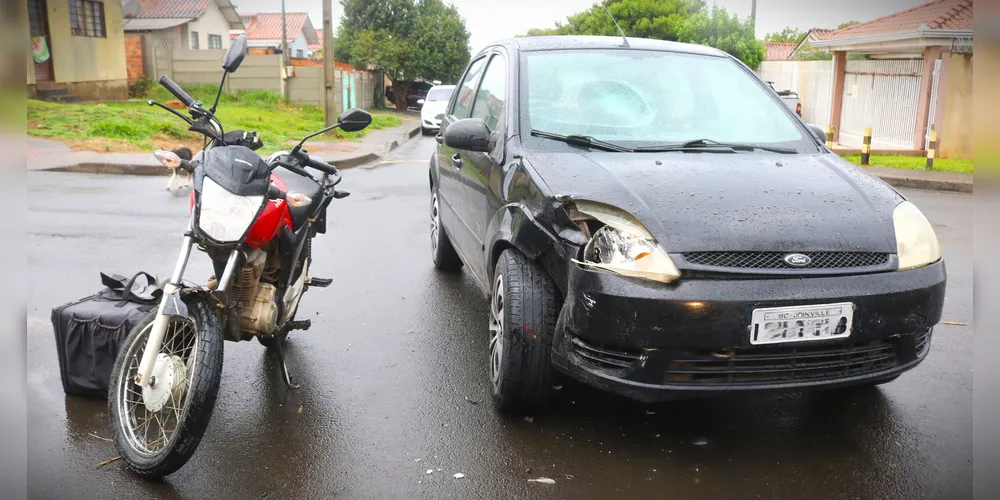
[[198, 177, 265, 243], [570, 202, 680, 284], [893, 201, 942, 271]]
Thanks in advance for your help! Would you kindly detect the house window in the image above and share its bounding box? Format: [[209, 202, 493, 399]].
[[190, 31, 199, 49], [208, 34, 222, 49], [296, 49, 304, 58], [69, 0, 106, 37]]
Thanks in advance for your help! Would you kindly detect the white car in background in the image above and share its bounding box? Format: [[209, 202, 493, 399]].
[[419, 85, 456, 135]]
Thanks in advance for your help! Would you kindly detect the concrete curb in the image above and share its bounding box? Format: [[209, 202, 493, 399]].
[[38, 124, 424, 176], [47, 163, 169, 176], [872, 173, 973, 194]]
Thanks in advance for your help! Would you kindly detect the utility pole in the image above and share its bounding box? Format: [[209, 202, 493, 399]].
[[281, 0, 289, 101], [751, 0, 757, 27], [322, 0, 335, 125]]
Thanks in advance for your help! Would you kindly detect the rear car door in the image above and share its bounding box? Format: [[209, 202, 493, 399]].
[[462, 53, 508, 282], [437, 56, 487, 264]]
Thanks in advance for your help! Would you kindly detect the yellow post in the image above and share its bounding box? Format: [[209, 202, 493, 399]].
[[861, 127, 872, 165], [825, 125, 834, 149], [926, 127, 936, 170]]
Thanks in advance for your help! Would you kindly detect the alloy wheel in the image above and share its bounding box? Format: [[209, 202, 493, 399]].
[[430, 193, 440, 253], [489, 274, 505, 390]]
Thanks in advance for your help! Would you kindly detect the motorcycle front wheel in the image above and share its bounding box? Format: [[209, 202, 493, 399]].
[[108, 295, 224, 478]]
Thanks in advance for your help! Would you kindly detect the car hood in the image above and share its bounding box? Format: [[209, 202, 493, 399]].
[[421, 101, 448, 118], [523, 150, 903, 253]]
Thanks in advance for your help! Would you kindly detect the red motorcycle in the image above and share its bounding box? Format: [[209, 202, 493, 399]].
[[107, 35, 372, 477]]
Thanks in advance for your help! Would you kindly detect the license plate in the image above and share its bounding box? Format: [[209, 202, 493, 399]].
[[750, 302, 854, 346]]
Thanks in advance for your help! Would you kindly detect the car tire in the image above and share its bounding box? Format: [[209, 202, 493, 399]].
[[430, 188, 463, 271], [489, 249, 560, 414]]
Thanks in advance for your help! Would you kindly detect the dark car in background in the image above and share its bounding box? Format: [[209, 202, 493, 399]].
[[428, 36, 946, 413], [407, 81, 434, 109]]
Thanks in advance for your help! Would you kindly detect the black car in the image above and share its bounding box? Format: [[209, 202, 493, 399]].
[[428, 36, 946, 412]]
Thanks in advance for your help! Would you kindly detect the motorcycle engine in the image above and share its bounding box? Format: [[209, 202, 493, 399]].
[[232, 249, 278, 337]]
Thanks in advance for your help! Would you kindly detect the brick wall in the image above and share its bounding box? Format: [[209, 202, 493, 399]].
[[125, 34, 144, 83]]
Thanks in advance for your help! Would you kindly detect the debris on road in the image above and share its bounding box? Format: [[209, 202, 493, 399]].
[[426, 469, 433, 474], [297, 405, 303, 413], [523, 417, 534, 423], [528, 477, 556, 484], [88, 432, 112, 442], [465, 396, 480, 405], [553, 385, 563, 390], [693, 438, 708, 446], [95, 456, 121, 470], [453, 473, 465, 479], [942, 321, 969, 326]]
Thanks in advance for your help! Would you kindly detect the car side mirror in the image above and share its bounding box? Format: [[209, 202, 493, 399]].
[[223, 35, 248, 73], [338, 108, 372, 133], [443, 118, 492, 153], [806, 123, 827, 144]]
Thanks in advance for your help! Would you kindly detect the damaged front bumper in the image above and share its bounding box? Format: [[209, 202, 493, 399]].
[[550, 259, 947, 402]]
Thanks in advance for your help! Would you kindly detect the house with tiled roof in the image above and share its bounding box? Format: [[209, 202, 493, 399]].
[[789, 29, 835, 60], [122, 0, 243, 50], [811, 0, 972, 156], [763, 42, 796, 61], [235, 12, 320, 59]]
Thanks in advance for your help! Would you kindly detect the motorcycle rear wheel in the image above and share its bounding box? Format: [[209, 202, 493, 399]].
[[108, 295, 224, 478]]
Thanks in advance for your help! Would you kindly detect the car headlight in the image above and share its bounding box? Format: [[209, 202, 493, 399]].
[[198, 177, 265, 243], [893, 201, 941, 270], [570, 201, 680, 283]]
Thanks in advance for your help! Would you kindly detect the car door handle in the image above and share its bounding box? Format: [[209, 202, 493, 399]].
[[435, 134, 444, 144], [451, 154, 463, 168]]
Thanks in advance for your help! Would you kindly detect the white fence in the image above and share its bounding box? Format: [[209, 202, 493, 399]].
[[757, 60, 834, 127], [838, 59, 923, 150], [758, 59, 925, 150], [147, 48, 375, 112]]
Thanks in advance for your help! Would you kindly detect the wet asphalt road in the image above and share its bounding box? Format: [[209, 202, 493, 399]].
[[27, 137, 972, 499]]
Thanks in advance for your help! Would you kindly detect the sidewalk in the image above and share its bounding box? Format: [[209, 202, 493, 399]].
[[27, 115, 421, 175], [862, 166, 973, 194]]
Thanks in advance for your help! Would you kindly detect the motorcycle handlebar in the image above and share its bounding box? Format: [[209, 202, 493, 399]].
[[302, 155, 338, 176], [159, 76, 195, 107]]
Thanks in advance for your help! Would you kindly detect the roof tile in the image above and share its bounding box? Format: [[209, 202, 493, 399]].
[[132, 0, 208, 19], [242, 12, 312, 43], [821, 0, 973, 41], [764, 42, 797, 60]]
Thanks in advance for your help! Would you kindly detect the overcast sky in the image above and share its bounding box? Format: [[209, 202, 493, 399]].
[[232, 0, 928, 54]]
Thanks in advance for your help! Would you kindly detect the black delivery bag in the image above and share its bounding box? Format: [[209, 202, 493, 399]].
[[51, 272, 162, 398]]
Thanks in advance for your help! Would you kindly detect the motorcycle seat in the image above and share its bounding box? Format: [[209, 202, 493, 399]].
[[272, 166, 323, 230]]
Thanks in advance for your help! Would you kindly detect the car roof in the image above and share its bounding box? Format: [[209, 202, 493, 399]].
[[430, 84, 455, 89], [481, 36, 729, 58]]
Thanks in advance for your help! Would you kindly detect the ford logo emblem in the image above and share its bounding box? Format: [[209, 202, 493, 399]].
[[784, 253, 812, 267]]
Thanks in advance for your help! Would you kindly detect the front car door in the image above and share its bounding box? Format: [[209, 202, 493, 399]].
[[436, 56, 487, 266], [462, 52, 509, 283]]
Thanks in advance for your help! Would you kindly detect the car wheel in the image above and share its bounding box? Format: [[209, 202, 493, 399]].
[[430, 189, 463, 271], [489, 249, 559, 413]]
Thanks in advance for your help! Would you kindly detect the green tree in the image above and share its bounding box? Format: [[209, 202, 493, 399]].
[[837, 20, 860, 29], [335, 0, 470, 110], [521, 0, 764, 69], [677, 5, 765, 69], [764, 27, 807, 44]]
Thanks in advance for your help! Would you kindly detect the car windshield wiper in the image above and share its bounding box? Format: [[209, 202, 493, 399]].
[[634, 138, 797, 154], [530, 129, 633, 152]]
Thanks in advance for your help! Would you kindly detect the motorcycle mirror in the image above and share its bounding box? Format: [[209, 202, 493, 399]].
[[338, 108, 372, 133], [223, 35, 248, 73], [154, 150, 182, 168]]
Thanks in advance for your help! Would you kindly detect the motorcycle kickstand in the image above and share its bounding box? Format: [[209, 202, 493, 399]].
[[274, 337, 300, 389]]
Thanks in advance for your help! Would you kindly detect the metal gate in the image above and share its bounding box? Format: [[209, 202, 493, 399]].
[[839, 60, 923, 150]]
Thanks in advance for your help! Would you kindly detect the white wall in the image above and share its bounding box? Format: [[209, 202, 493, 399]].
[[289, 32, 312, 59], [184, 2, 233, 50], [758, 60, 834, 128]]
